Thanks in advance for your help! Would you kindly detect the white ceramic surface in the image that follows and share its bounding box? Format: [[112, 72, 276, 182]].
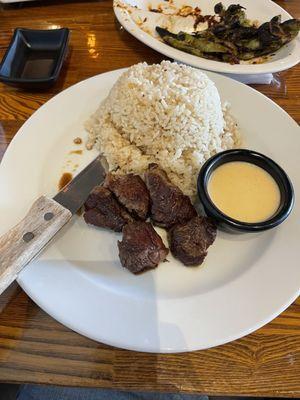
[[114, 0, 300, 75], [0, 68, 299, 352]]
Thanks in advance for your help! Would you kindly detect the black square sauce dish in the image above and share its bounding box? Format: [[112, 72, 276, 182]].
[[0, 28, 69, 89]]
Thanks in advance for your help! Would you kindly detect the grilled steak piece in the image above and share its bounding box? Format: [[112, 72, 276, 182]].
[[144, 163, 197, 228], [169, 216, 217, 266], [84, 186, 133, 232], [118, 221, 169, 274], [104, 173, 150, 220]]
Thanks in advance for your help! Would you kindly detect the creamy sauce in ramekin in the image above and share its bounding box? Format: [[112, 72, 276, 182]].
[[208, 161, 281, 223]]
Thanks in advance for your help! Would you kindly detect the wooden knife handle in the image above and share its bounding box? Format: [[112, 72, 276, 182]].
[[0, 196, 72, 296]]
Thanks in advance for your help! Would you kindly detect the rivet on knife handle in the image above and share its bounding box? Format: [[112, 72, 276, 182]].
[[0, 196, 72, 296]]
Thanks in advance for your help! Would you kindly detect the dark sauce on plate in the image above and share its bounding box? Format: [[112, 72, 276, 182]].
[[73, 137, 82, 145], [76, 207, 84, 216], [58, 172, 72, 190]]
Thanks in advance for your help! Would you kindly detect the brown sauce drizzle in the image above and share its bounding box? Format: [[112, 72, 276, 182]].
[[69, 150, 83, 155], [58, 172, 73, 190], [76, 207, 84, 216], [73, 137, 82, 144]]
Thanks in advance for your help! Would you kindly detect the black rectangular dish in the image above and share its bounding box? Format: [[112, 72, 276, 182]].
[[0, 28, 69, 89]]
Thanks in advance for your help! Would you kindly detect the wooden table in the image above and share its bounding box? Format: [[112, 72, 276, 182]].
[[0, 0, 299, 396]]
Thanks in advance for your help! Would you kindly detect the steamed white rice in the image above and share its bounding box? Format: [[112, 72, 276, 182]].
[[86, 61, 239, 198]]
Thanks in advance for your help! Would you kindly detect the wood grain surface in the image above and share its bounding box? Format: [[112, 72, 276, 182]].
[[0, 0, 299, 395]]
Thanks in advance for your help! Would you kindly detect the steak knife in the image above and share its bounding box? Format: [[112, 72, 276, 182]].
[[0, 155, 106, 296]]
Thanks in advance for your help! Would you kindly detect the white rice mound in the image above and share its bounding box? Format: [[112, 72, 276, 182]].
[[86, 61, 239, 198]]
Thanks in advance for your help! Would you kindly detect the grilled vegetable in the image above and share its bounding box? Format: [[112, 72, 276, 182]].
[[156, 3, 300, 64]]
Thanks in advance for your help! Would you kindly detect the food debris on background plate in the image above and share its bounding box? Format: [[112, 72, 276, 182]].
[[115, 0, 300, 64], [157, 3, 300, 63], [115, 0, 218, 36]]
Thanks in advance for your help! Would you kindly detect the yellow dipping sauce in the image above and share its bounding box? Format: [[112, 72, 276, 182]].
[[208, 161, 281, 223]]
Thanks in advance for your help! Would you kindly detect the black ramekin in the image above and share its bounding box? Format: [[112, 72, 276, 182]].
[[197, 149, 294, 232]]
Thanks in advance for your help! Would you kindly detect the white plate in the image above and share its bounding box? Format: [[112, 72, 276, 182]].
[[114, 0, 300, 75], [0, 68, 299, 352]]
